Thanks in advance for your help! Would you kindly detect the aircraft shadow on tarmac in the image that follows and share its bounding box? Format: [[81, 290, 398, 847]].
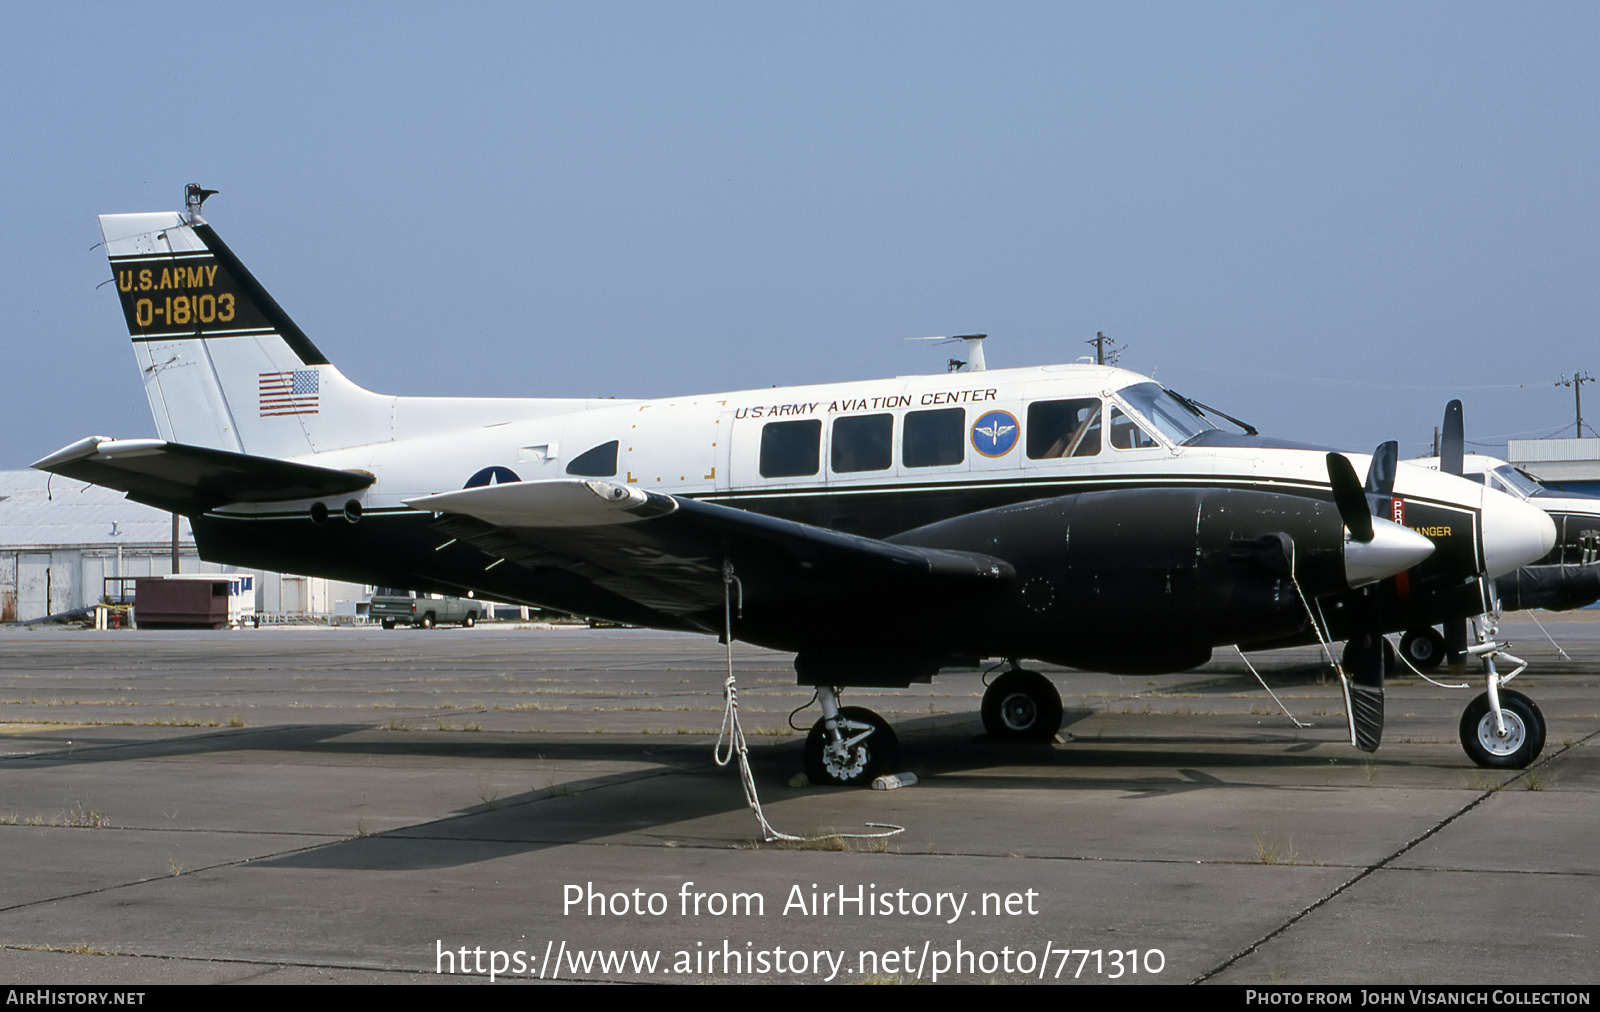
[[4, 670, 1408, 874], [1, 707, 1358, 872]]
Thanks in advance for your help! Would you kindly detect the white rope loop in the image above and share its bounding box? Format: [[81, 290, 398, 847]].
[[715, 560, 903, 844]]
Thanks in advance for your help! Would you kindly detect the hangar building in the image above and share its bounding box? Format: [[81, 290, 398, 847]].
[[0, 469, 365, 624]]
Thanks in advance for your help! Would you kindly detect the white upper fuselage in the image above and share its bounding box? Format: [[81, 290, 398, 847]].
[[215, 363, 1549, 579]]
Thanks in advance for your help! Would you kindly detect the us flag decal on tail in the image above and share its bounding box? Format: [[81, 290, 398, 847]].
[[260, 369, 320, 416]]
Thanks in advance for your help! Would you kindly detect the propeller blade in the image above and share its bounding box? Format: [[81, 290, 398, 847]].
[[1327, 452, 1375, 543], [1335, 441, 1404, 751], [1441, 400, 1465, 476], [1341, 621, 1387, 753], [1365, 441, 1398, 497]]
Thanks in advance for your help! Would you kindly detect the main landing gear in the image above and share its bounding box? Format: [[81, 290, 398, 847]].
[[981, 663, 1063, 743], [803, 687, 899, 787]]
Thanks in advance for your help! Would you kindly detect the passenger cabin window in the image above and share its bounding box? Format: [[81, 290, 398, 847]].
[[1028, 398, 1102, 459], [566, 440, 619, 477], [759, 419, 821, 478], [1110, 407, 1160, 450], [903, 408, 965, 468], [832, 414, 892, 473]]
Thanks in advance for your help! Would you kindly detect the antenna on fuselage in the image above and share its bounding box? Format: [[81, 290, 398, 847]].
[[906, 334, 988, 372]]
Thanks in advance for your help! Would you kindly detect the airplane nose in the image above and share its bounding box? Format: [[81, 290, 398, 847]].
[[1480, 489, 1558, 578], [1344, 517, 1436, 588]]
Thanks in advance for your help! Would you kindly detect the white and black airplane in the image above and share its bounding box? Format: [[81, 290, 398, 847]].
[[1393, 442, 1600, 672], [34, 186, 1560, 784]]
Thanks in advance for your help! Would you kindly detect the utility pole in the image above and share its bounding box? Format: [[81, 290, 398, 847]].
[[1087, 331, 1124, 367], [1557, 372, 1594, 437]]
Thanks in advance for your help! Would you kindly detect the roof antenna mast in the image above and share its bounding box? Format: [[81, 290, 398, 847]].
[[904, 334, 988, 372]]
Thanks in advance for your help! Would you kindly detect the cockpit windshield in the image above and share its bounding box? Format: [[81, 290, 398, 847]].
[[1116, 383, 1220, 446], [1492, 465, 1544, 499]]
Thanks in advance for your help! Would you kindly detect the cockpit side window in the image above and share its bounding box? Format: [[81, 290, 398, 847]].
[[1027, 398, 1101, 459], [566, 440, 619, 477], [1109, 407, 1160, 450], [760, 419, 822, 478], [831, 413, 893, 473], [1116, 382, 1217, 445]]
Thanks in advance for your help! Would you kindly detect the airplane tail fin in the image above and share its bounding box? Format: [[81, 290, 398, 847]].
[[101, 186, 393, 458]]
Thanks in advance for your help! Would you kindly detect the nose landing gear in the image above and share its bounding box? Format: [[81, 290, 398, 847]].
[[1457, 618, 1546, 770]]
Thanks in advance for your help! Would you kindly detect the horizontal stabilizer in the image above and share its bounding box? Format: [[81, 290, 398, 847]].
[[32, 436, 373, 513]]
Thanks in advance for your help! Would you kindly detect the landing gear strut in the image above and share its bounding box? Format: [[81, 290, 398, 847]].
[[1457, 615, 1546, 769], [981, 664, 1063, 743], [803, 687, 899, 787]]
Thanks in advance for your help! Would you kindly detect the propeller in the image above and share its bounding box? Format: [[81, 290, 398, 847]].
[[1439, 399, 1469, 673], [1326, 442, 1411, 752]]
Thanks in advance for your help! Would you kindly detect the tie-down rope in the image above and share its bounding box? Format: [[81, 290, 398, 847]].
[[712, 561, 903, 844]]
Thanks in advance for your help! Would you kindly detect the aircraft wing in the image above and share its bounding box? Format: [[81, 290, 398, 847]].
[[408, 480, 1014, 620], [32, 436, 374, 513]]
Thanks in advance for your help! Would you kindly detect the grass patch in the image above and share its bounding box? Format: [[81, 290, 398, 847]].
[[1468, 771, 1507, 792], [1252, 833, 1297, 866], [769, 833, 892, 853]]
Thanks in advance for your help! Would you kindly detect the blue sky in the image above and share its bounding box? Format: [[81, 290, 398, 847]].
[[3, 2, 1597, 467]]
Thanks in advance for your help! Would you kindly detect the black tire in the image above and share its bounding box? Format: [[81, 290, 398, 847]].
[[804, 706, 899, 787], [462, 613, 476, 628], [381, 619, 395, 630], [1460, 689, 1545, 769], [981, 670, 1063, 742], [1400, 628, 1445, 672], [420, 613, 436, 629]]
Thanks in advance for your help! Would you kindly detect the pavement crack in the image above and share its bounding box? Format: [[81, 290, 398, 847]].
[[1190, 741, 1581, 983]]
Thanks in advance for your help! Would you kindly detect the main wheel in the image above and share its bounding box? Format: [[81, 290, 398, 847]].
[[981, 669, 1064, 742], [419, 612, 436, 629], [381, 619, 396, 630], [1460, 690, 1545, 769], [462, 613, 476, 628], [1400, 628, 1445, 672], [804, 706, 899, 787]]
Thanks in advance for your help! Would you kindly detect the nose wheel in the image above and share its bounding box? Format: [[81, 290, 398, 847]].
[[1460, 689, 1545, 769], [981, 667, 1063, 743]]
